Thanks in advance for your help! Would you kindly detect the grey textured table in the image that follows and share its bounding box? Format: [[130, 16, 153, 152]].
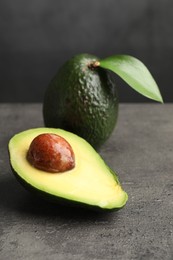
[[0, 103, 173, 260]]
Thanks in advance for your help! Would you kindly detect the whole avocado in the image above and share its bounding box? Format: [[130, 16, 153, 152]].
[[43, 54, 118, 149]]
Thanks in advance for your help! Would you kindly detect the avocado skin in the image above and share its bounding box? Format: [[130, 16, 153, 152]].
[[11, 167, 126, 212], [43, 54, 118, 149]]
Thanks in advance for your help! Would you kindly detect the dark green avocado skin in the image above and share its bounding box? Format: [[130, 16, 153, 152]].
[[43, 54, 118, 149], [11, 168, 121, 212]]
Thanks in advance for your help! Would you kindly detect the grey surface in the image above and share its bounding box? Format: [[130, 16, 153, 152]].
[[0, 103, 173, 260], [0, 0, 172, 102]]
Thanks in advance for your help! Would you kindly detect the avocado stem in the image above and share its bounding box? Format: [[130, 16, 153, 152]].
[[93, 61, 100, 67], [88, 60, 100, 69]]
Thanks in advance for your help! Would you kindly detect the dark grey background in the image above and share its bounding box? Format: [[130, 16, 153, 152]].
[[0, 0, 172, 102]]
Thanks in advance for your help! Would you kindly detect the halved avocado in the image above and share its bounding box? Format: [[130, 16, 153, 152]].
[[8, 128, 128, 210]]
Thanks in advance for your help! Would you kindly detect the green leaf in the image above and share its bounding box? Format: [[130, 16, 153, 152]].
[[99, 55, 163, 103]]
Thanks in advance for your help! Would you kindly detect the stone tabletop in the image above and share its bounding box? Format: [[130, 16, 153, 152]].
[[0, 103, 173, 260]]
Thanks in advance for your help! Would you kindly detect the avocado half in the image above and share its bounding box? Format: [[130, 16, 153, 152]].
[[8, 128, 128, 210]]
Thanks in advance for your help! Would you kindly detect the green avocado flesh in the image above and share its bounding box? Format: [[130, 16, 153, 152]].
[[8, 128, 128, 210], [43, 53, 118, 149]]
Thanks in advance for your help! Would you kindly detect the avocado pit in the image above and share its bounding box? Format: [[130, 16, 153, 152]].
[[27, 133, 75, 173]]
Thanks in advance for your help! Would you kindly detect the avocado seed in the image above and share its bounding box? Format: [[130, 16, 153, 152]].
[[27, 133, 75, 173]]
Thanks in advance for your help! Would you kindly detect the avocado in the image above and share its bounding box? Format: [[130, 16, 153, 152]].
[[43, 54, 118, 149], [8, 128, 128, 210]]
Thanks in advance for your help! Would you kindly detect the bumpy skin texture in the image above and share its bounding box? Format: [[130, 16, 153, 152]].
[[43, 54, 118, 149]]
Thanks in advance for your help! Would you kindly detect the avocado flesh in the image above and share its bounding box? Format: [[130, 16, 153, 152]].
[[9, 128, 128, 210]]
